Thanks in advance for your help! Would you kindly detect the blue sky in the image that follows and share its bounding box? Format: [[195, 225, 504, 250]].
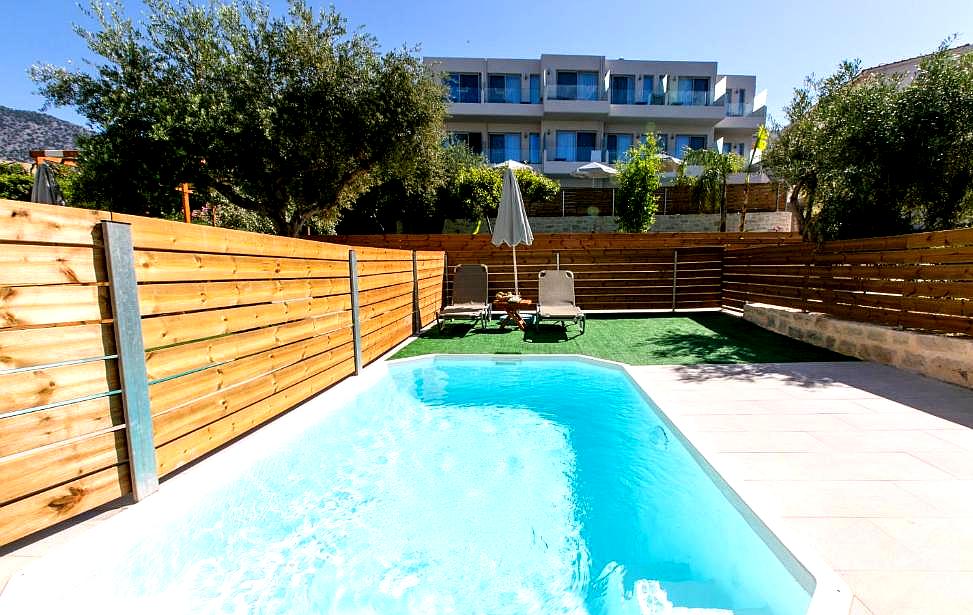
[[3, 0, 971, 127]]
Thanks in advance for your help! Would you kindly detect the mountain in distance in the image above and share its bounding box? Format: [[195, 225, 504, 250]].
[[0, 105, 89, 162]]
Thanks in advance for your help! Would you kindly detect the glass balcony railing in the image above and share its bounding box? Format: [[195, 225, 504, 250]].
[[610, 90, 637, 105], [668, 91, 710, 106], [485, 148, 524, 164], [486, 87, 521, 104], [725, 101, 754, 116], [544, 84, 606, 101], [448, 87, 481, 104]]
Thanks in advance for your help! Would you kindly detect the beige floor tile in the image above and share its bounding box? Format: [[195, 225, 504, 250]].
[[691, 431, 829, 453], [783, 518, 923, 571], [895, 480, 973, 516], [870, 518, 973, 571], [809, 430, 963, 453], [842, 571, 973, 615], [677, 414, 855, 433], [849, 597, 875, 615], [930, 429, 973, 451], [721, 452, 953, 481], [904, 449, 973, 479], [744, 480, 942, 518], [837, 412, 966, 431]]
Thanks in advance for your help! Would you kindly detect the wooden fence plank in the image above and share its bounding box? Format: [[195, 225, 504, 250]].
[[155, 360, 356, 477], [138, 278, 350, 316], [0, 359, 118, 414], [0, 284, 110, 329], [0, 395, 123, 458], [0, 464, 129, 546], [0, 323, 115, 371], [140, 294, 351, 349], [145, 311, 351, 381], [0, 429, 127, 505], [0, 200, 108, 246], [0, 244, 105, 286]]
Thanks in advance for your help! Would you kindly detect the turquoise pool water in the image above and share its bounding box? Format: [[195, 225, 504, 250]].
[[7, 357, 812, 614]]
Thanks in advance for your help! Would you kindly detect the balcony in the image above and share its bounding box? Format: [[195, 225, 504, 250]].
[[668, 91, 710, 106], [486, 87, 520, 104], [448, 87, 481, 104], [543, 85, 609, 117]]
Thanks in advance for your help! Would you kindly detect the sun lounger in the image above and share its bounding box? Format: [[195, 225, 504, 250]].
[[436, 264, 491, 331], [535, 270, 585, 334]]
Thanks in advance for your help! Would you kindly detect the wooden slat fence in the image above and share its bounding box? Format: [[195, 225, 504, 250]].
[[0, 200, 444, 546], [330, 233, 799, 311], [723, 229, 973, 335]]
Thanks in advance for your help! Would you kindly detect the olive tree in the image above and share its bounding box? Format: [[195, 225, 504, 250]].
[[32, 0, 447, 236]]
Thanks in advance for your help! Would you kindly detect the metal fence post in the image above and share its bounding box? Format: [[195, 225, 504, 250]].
[[101, 221, 158, 502], [348, 250, 362, 374], [411, 250, 421, 335], [671, 249, 679, 311]]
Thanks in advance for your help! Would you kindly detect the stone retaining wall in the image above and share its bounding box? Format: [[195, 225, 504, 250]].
[[743, 303, 973, 389], [443, 210, 794, 234]]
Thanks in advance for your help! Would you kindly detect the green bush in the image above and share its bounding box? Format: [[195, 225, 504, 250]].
[[615, 139, 662, 232], [0, 171, 32, 201]]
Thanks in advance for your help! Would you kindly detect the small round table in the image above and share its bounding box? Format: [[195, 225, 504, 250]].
[[493, 298, 533, 331]]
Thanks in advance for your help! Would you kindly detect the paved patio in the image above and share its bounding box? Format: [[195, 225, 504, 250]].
[[629, 361, 973, 615]]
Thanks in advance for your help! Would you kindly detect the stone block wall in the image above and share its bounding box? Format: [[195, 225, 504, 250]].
[[743, 303, 973, 389], [443, 211, 794, 234]]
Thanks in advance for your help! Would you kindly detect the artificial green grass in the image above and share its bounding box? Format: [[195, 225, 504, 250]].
[[392, 313, 852, 365]]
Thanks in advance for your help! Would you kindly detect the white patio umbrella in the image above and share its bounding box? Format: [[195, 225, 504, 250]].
[[657, 153, 683, 172], [491, 159, 532, 170], [572, 161, 619, 179], [491, 166, 534, 295]]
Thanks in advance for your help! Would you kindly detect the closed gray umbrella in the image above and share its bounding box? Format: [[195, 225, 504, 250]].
[[491, 166, 533, 295], [31, 162, 66, 205]]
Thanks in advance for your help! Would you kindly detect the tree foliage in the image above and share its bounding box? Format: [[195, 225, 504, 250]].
[[32, 0, 447, 236], [0, 163, 32, 201], [678, 148, 744, 232], [615, 138, 662, 232], [765, 45, 973, 240]]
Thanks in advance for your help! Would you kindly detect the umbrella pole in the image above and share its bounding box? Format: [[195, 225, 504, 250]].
[[513, 245, 519, 295]]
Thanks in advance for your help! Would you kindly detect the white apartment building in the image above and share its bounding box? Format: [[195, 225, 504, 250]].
[[424, 54, 767, 183]]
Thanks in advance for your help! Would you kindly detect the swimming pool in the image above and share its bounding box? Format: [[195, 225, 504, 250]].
[[2, 356, 833, 614]]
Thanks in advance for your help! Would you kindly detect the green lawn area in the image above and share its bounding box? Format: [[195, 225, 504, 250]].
[[393, 313, 852, 365]]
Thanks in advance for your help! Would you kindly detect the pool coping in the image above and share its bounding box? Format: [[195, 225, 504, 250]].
[[387, 353, 853, 615], [0, 349, 851, 614]]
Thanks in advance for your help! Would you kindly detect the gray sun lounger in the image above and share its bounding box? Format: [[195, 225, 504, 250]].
[[436, 264, 491, 331], [535, 270, 585, 334]]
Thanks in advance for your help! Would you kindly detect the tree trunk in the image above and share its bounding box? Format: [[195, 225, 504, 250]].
[[739, 181, 750, 233], [719, 180, 727, 232]]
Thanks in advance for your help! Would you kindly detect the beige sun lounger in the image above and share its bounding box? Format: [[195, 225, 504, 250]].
[[535, 269, 585, 334], [436, 264, 491, 331]]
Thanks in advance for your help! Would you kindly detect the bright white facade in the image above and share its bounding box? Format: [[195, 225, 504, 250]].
[[424, 54, 767, 181]]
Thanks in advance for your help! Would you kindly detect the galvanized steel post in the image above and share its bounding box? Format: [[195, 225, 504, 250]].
[[411, 251, 421, 335], [101, 221, 158, 501], [349, 250, 362, 374], [671, 249, 679, 312]]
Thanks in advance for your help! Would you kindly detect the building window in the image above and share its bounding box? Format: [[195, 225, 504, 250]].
[[488, 133, 521, 163], [722, 141, 732, 154], [447, 73, 480, 103], [450, 132, 482, 155], [555, 71, 600, 100], [555, 131, 597, 161], [639, 75, 654, 104], [611, 75, 635, 104], [736, 142, 746, 157], [528, 133, 541, 163], [487, 74, 521, 103], [675, 134, 706, 156], [606, 134, 633, 163], [529, 74, 541, 103], [671, 77, 709, 106]]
